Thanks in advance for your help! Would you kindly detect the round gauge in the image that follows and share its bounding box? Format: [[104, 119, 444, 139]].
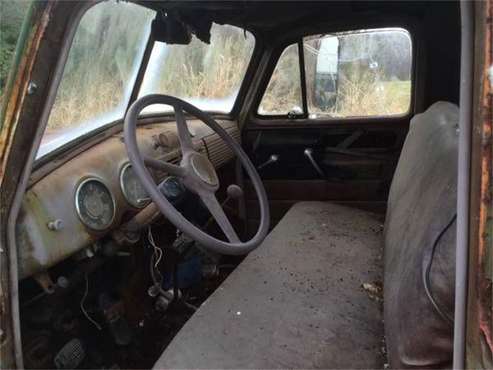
[[158, 176, 186, 203], [120, 163, 150, 208], [75, 178, 116, 231]]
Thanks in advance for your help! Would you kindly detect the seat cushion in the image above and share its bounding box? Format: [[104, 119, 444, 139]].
[[154, 202, 385, 369], [384, 102, 458, 368]]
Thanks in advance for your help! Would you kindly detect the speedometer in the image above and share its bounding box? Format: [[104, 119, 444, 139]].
[[75, 178, 115, 231], [120, 163, 150, 208]]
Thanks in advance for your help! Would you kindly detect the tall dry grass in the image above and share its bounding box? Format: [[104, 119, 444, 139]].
[[318, 73, 411, 117], [148, 25, 254, 100], [46, 1, 153, 132], [47, 21, 254, 133], [258, 44, 302, 114], [48, 78, 124, 131], [46, 1, 410, 135]]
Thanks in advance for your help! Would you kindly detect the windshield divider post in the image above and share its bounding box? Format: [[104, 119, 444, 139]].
[[126, 32, 155, 115], [298, 39, 309, 119]]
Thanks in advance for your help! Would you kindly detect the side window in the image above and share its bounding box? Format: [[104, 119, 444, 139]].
[[257, 44, 303, 116], [258, 28, 412, 119]]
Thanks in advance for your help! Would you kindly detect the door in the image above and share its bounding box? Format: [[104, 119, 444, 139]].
[[242, 28, 414, 231]]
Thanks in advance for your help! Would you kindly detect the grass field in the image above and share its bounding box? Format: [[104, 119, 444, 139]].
[[45, 6, 410, 134], [329, 80, 411, 117], [3, 0, 411, 139], [47, 73, 411, 132]]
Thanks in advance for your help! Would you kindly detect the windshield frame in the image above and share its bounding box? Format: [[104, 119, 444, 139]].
[[34, 1, 259, 165]]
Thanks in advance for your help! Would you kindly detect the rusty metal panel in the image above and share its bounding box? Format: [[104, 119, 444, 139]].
[[0, 2, 52, 368], [0, 2, 51, 184], [466, 0, 493, 368], [17, 119, 237, 279]]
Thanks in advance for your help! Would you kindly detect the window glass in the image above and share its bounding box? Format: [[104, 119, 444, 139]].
[[139, 24, 255, 114], [257, 28, 412, 119], [304, 29, 412, 118], [258, 44, 302, 115], [39, 1, 154, 158]]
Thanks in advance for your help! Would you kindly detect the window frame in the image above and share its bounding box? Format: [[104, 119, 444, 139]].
[[253, 23, 418, 125], [256, 41, 307, 119]]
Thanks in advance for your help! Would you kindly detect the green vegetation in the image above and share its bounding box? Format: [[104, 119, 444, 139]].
[[0, 0, 31, 97]]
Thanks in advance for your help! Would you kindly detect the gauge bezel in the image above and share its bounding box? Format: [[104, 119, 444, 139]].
[[119, 162, 151, 209], [75, 177, 116, 231]]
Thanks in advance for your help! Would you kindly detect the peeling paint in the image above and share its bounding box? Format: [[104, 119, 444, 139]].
[[0, 3, 52, 185], [466, 0, 493, 368]]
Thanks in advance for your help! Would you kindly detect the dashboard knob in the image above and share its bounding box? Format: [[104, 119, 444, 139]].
[[155, 132, 179, 149], [227, 184, 244, 200], [47, 219, 64, 231]]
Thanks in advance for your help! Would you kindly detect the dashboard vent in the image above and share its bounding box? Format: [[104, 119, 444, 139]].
[[203, 124, 240, 168]]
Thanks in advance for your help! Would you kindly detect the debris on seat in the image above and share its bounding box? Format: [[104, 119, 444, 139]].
[[362, 281, 383, 302]]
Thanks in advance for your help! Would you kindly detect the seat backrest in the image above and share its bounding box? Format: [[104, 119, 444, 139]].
[[384, 101, 459, 368]]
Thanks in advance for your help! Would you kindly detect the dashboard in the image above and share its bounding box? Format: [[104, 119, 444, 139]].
[[16, 119, 240, 279]]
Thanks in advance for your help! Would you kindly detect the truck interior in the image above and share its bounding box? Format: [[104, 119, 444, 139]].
[[4, 0, 467, 368]]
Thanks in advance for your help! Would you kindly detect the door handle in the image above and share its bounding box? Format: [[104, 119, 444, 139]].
[[304, 148, 325, 177], [257, 154, 279, 170]]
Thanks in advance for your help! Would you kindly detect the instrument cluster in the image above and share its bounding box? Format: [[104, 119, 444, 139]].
[[75, 164, 186, 231]]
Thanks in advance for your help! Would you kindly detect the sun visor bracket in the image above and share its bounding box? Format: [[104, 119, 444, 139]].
[[151, 10, 213, 45]]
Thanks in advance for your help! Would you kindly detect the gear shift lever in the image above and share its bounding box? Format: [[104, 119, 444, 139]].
[[203, 184, 244, 230], [226, 184, 244, 200]]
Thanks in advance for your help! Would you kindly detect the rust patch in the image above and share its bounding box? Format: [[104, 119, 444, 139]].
[[477, 0, 493, 355], [469, 0, 493, 367], [0, 2, 53, 186]]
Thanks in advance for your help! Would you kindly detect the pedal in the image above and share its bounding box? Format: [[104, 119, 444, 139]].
[[54, 338, 85, 369]]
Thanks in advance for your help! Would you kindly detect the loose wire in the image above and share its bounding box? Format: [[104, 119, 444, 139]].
[[148, 226, 163, 268], [423, 213, 457, 326], [80, 273, 102, 331]]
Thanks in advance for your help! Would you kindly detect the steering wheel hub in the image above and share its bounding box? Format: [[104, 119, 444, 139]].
[[189, 153, 218, 186]]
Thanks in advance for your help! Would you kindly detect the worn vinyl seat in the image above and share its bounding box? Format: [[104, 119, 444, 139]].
[[155, 202, 385, 369], [154, 101, 458, 369]]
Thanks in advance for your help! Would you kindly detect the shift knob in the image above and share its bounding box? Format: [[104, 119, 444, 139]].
[[227, 184, 244, 199]]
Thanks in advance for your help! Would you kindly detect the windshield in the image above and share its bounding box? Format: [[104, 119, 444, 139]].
[[138, 24, 255, 114], [38, 1, 154, 158], [38, 2, 255, 160]]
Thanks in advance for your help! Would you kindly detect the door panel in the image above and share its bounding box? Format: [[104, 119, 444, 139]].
[[243, 119, 409, 231]]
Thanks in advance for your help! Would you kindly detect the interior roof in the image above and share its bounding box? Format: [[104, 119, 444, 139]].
[[138, 1, 441, 33], [136, 0, 461, 106]]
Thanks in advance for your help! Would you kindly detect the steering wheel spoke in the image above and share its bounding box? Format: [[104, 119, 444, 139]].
[[144, 156, 185, 177], [175, 105, 195, 153], [199, 189, 240, 243]]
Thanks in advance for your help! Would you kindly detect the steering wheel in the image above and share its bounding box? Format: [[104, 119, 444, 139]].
[[123, 94, 270, 255]]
